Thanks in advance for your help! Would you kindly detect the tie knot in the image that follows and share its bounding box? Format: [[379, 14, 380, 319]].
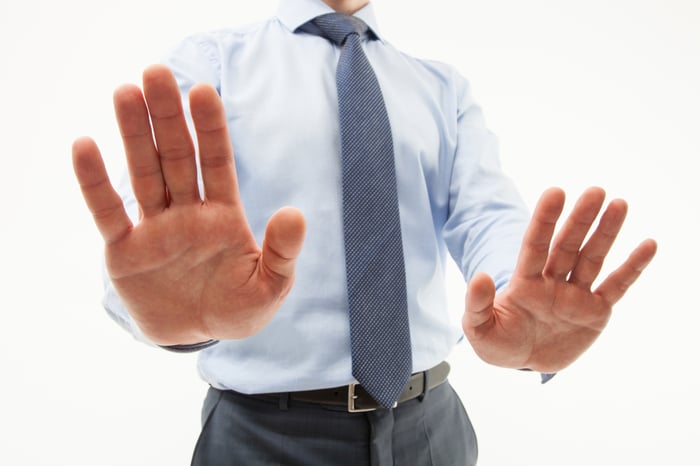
[[297, 13, 371, 46]]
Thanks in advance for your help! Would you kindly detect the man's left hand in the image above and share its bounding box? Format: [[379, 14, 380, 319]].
[[462, 187, 657, 373]]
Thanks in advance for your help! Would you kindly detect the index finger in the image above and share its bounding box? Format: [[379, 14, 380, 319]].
[[513, 187, 566, 278]]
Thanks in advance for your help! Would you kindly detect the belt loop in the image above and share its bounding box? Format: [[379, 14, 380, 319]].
[[279, 392, 290, 411], [418, 369, 430, 402]]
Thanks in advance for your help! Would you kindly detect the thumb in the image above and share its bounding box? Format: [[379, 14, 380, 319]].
[[462, 272, 496, 331], [261, 206, 306, 281]]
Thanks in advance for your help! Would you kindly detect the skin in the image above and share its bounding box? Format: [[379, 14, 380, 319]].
[[464, 188, 656, 372], [72, 2, 657, 372], [73, 68, 306, 345], [321, 0, 369, 14]]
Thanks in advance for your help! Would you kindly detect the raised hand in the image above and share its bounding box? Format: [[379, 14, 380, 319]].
[[72, 65, 306, 346], [462, 187, 657, 373]]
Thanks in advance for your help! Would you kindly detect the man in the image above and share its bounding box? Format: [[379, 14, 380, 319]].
[[71, 0, 657, 464]]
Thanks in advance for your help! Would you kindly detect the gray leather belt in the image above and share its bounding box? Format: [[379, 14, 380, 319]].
[[266, 361, 450, 412]]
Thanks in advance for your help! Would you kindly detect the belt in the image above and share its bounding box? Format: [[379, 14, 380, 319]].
[[266, 361, 450, 413]]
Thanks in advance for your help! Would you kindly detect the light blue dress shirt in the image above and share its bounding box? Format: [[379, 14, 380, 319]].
[[104, 0, 531, 393]]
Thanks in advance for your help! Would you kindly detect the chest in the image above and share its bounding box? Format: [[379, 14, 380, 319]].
[[212, 38, 459, 224]]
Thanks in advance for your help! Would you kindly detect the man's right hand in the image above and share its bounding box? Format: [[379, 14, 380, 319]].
[[72, 65, 306, 346]]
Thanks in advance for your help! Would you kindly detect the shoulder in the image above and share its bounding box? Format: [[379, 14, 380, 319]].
[[160, 17, 286, 84], [170, 18, 275, 57], [382, 41, 473, 106]]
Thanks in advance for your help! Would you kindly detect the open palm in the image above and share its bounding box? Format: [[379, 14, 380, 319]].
[[72, 65, 306, 346], [463, 187, 657, 373]]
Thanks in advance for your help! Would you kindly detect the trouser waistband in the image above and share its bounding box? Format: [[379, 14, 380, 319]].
[[258, 361, 451, 412]]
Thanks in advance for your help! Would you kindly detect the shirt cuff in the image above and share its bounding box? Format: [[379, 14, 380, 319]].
[[519, 368, 557, 384], [159, 340, 220, 353]]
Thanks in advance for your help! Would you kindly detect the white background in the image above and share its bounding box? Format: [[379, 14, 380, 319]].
[[1, 0, 698, 464]]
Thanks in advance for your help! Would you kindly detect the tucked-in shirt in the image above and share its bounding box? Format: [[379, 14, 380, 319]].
[[104, 0, 531, 394]]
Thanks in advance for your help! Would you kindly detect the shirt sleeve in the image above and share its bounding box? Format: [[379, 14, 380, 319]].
[[441, 72, 530, 291], [441, 73, 559, 383]]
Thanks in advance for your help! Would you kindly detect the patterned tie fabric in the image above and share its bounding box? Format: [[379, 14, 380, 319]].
[[297, 14, 412, 408]]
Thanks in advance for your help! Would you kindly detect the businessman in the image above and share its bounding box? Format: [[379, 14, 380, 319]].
[[72, 0, 657, 464]]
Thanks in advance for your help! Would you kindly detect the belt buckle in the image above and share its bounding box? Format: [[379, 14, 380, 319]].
[[347, 383, 397, 413], [347, 383, 375, 413]]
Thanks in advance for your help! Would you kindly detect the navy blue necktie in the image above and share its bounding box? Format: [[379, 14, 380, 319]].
[[297, 14, 412, 408]]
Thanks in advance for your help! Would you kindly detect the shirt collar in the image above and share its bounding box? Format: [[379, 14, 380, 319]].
[[276, 0, 384, 42]]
